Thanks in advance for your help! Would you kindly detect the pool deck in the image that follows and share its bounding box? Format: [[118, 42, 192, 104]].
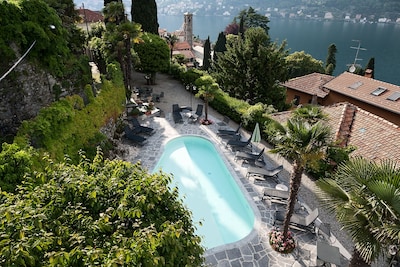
[[119, 72, 353, 266]]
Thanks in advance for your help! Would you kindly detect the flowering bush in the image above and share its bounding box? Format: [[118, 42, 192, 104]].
[[269, 228, 296, 253], [200, 118, 213, 125]]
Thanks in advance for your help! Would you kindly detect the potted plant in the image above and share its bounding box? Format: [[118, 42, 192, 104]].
[[269, 228, 296, 254], [128, 107, 143, 118], [194, 75, 219, 125], [146, 102, 154, 115]]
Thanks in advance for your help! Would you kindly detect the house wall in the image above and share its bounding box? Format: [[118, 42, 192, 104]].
[[286, 89, 324, 106], [325, 91, 400, 126], [286, 88, 399, 125]]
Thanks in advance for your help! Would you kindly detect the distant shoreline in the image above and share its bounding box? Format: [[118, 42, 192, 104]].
[[158, 14, 400, 25]]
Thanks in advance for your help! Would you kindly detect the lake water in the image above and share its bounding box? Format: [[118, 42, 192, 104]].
[[158, 15, 400, 86]]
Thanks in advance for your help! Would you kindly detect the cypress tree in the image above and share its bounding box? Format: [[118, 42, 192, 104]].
[[131, 0, 159, 34], [239, 15, 245, 37], [365, 57, 375, 78], [203, 36, 211, 71], [325, 43, 337, 75], [213, 32, 226, 62]]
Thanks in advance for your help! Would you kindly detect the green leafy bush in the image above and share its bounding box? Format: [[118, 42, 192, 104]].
[[0, 152, 205, 266], [0, 143, 35, 192]]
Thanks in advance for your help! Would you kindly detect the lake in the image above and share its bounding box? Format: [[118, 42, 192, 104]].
[[158, 15, 400, 86]]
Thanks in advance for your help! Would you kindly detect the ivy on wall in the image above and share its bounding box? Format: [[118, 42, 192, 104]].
[[15, 63, 126, 163]]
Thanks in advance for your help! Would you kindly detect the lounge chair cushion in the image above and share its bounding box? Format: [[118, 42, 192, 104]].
[[246, 165, 283, 180], [218, 123, 242, 136], [128, 118, 155, 135], [275, 208, 319, 232], [227, 135, 252, 148], [235, 148, 265, 162], [124, 126, 148, 146], [263, 187, 290, 205]]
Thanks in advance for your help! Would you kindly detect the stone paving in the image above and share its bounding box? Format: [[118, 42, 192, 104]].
[[117, 72, 351, 266]]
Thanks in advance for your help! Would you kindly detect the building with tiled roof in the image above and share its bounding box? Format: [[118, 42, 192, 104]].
[[270, 102, 400, 164], [172, 41, 196, 67], [76, 8, 104, 32], [323, 72, 400, 125], [77, 8, 104, 23], [282, 72, 400, 125], [283, 72, 335, 105]]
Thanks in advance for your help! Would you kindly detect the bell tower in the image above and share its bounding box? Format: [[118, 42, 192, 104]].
[[184, 12, 193, 48]]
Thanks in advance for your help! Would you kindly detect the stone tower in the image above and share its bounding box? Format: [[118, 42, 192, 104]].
[[183, 12, 193, 48]]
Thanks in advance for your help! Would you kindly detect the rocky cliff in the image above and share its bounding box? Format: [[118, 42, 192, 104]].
[[0, 59, 58, 138]]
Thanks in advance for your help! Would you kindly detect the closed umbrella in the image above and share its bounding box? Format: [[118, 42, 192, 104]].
[[251, 122, 261, 143]]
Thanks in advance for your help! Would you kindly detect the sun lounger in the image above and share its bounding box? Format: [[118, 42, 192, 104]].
[[263, 187, 290, 205], [128, 117, 155, 135], [219, 133, 241, 141], [217, 123, 242, 136], [124, 126, 148, 146], [172, 104, 183, 123], [173, 112, 183, 123], [246, 165, 283, 180], [216, 116, 230, 129], [274, 208, 319, 233], [226, 134, 252, 150], [234, 148, 265, 163], [316, 240, 341, 266], [189, 104, 203, 123]]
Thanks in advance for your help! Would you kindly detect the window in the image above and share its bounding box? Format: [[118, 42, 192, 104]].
[[293, 95, 300, 106], [348, 81, 363, 89], [387, 91, 400, 101], [371, 87, 387, 96]]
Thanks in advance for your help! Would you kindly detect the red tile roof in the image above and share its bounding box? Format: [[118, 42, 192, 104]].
[[172, 50, 195, 59], [323, 72, 400, 115], [77, 8, 104, 23], [174, 41, 191, 51], [270, 102, 400, 164], [282, 73, 334, 98]]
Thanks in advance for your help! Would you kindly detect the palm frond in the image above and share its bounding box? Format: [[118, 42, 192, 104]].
[[317, 157, 400, 263]]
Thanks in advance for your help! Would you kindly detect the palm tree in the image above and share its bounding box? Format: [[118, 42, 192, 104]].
[[103, 1, 126, 25], [316, 158, 400, 266], [270, 118, 331, 243], [165, 34, 179, 61], [194, 75, 219, 123], [291, 104, 327, 124]]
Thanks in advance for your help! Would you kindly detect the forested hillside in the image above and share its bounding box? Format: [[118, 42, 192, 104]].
[[155, 0, 400, 19], [77, 0, 400, 20]]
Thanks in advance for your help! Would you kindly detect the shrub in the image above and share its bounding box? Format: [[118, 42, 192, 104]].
[[0, 152, 205, 266]]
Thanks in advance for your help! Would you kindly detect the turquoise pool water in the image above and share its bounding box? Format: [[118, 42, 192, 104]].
[[152, 136, 255, 249]]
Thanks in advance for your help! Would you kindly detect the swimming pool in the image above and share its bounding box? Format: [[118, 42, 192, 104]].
[[152, 135, 255, 249]]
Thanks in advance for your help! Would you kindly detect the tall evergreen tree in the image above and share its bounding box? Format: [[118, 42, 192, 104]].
[[286, 51, 325, 78], [235, 7, 270, 35], [365, 57, 375, 78], [239, 15, 245, 36], [131, 0, 159, 34], [134, 33, 170, 84], [212, 27, 288, 110], [325, 43, 337, 75], [213, 32, 227, 62], [203, 36, 211, 71]]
